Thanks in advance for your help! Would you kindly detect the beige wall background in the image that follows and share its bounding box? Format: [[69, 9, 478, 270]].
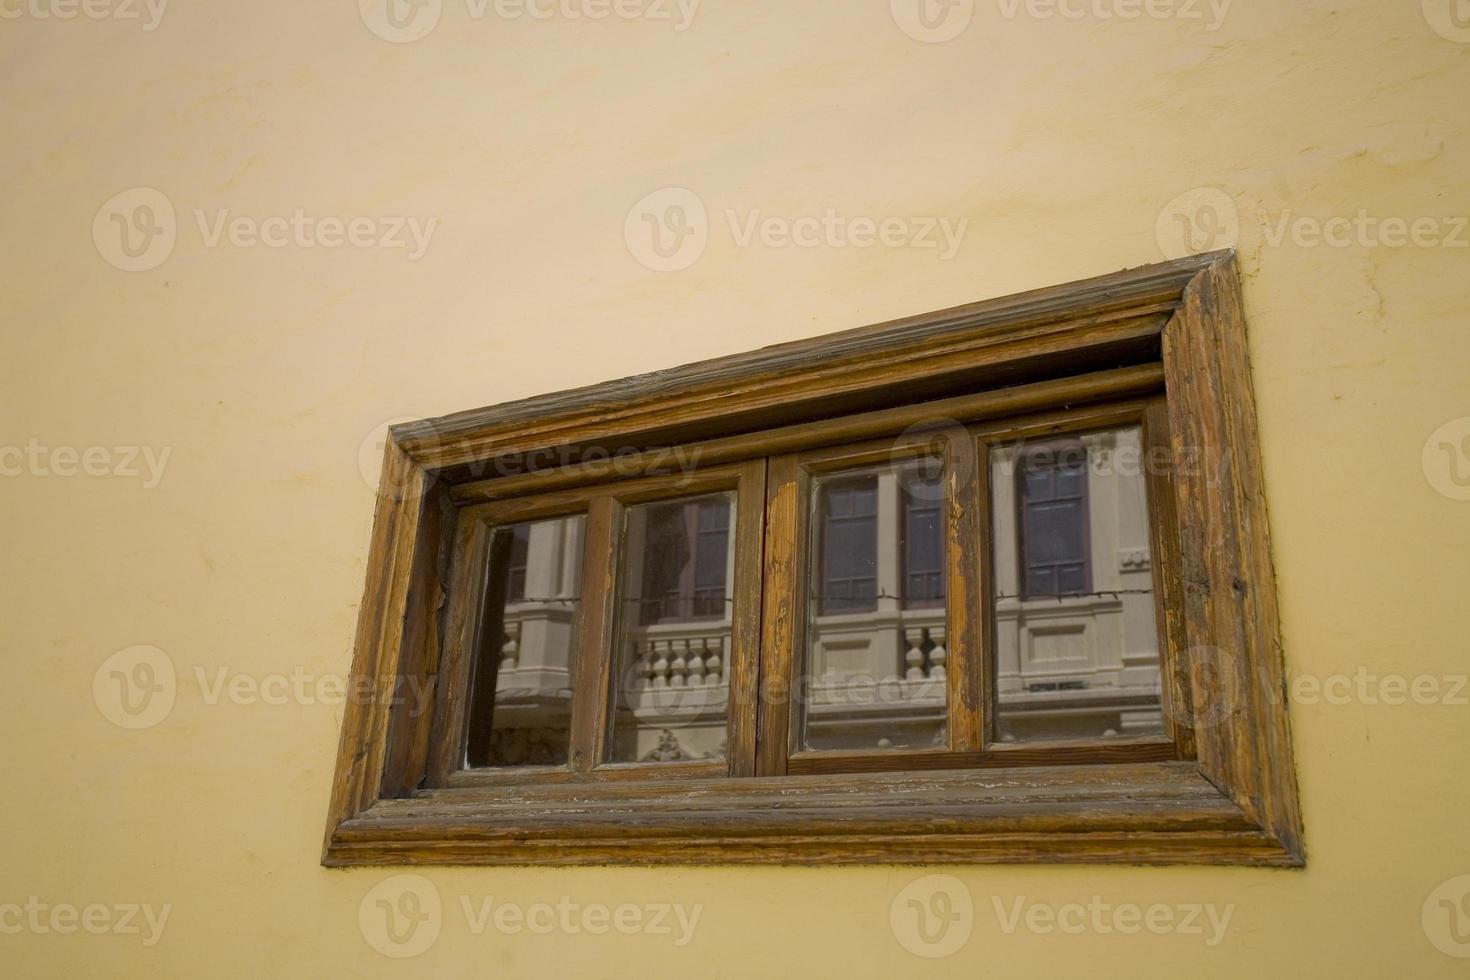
[[2, 0, 1468, 975]]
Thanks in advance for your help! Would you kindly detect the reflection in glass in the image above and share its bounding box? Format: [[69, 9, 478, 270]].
[[990, 425, 1165, 742], [465, 514, 586, 767], [609, 493, 735, 764], [801, 458, 949, 752]]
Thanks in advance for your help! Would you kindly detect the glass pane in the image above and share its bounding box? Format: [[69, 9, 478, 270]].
[[902, 474, 945, 608], [609, 492, 735, 764], [990, 425, 1165, 743], [820, 477, 878, 613], [465, 514, 586, 768], [801, 457, 948, 752]]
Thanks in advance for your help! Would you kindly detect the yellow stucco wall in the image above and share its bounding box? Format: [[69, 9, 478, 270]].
[[3, 0, 1468, 975]]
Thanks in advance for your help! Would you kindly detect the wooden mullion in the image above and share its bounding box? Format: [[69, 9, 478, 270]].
[[725, 458, 767, 777], [944, 428, 985, 752], [568, 495, 621, 772], [755, 454, 805, 776]]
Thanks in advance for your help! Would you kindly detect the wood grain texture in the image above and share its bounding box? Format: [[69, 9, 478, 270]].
[[323, 762, 1297, 867], [324, 250, 1304, 868], [568, 496, 620, 771], [321, 439, 432, 860], [1160, 253, 1304, 863], [755, 454, 804, 777], [786, 736, 1178, 775], [1143, 396, 1197, 759], [725, 459, 767, 778], [960, 435, 992, 750], [450, 363, 1166, 504], [380, 484, 452, 798], [425, 509, 492, 785]]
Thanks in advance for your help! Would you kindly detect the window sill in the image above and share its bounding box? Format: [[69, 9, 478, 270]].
[[324, 760, 1301, 867]]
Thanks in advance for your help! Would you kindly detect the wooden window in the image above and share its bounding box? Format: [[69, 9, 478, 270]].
[[324, 251, 1304, 867]]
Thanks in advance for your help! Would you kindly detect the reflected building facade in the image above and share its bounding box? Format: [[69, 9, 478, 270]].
[[470, 425, 1164, 767]]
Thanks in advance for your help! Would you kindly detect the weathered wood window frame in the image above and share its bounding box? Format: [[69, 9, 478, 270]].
[[323, 250, 1305, 867]]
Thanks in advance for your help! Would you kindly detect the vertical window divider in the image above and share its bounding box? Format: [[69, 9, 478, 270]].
[[756, 453, 805, 777], [568, 495, 622, 772], [946, 430, 987, 753], [726, 458, 768, 777]]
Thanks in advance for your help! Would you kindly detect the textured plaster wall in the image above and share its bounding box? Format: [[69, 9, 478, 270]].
[[1, 0, 1467, 976]]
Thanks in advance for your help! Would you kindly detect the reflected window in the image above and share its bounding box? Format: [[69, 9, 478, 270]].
[[818, 477, 878, 614], [991, 427, 1164, 743], [465, 514, 586, 768], [803, 459, 948, 752], [901, 472, 945, 608], [611, 492, 736, 764], [638, 496, 731, 624], [1017, 441, 1090, 598]]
